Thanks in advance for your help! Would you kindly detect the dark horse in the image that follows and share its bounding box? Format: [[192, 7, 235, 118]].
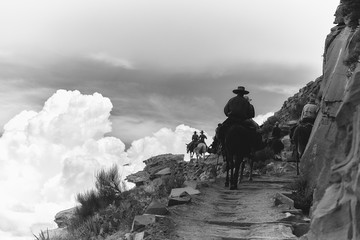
[[222, 124, 264, 190], [292, 122, 313, 175]]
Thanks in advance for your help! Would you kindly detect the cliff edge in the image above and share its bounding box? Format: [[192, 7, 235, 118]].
[[300, 1, 360, 239]]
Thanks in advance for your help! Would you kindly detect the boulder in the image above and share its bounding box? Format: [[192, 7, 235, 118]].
[[169, 187, 200, 198], [143, 154, 184, 177], [125, 171, 150, 186], [131, 215, 157, 232], [54, 207, 76, 228], [134, 231, 145, 240], [274, 192, 294, 209], [144, 199, 169, 216], [168, 192, 192, 207]]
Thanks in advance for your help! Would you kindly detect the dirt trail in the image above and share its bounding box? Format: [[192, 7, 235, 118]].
[[168, 172, 302, 240]]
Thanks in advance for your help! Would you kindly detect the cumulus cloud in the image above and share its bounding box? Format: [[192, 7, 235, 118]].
[[0, 90, 129, 238], [253, 112, 274, 125], [0, 89, 207, 239]]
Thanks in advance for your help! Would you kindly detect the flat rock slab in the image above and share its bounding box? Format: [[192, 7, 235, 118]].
[[144, 199, 169, 216], [275, 192, 295, 209], [155, 167, 171, 176], [131, 215, 157, 232], [168, 195, 192, 207], [169, 187, 201, 198]]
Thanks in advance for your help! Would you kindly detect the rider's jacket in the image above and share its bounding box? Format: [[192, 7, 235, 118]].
[[199, 134, 207, 143], [224, 95, 254, 120]]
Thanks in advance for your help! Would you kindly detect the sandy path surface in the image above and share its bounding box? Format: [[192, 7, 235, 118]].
[[168, 174, 301, 240]]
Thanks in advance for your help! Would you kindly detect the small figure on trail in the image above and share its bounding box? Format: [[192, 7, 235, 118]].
[[199, 130, 207, 144], [187, 131, 199, 156], [300, 95, 318, 125], [192, 131, 199, 142], [270, 121, 284, 160], [271, 122, 281, 139], [288, 120, 298, 143]]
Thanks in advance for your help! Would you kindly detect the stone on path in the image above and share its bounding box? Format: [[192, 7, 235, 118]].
[[169, 187, 200, 198], [131, 215, 156, 232], [144, 199, 169, 216], [274, 192, 295, 209], [168, 192, 192, 207]]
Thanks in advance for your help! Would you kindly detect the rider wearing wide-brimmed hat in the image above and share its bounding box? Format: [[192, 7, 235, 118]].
[[199, 130, 207, 144], [224, 86, 254, 121], [217, 86, 256, 140]]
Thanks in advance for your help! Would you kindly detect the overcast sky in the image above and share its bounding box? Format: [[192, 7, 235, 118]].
[[0, 0, 339, 145], [0, 0, 340, 239]]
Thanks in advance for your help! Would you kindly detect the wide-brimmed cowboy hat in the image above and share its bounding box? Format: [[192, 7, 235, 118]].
[[233, 86, 249, 94]]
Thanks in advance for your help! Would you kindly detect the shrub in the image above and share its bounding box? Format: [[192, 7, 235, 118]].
[[71, 165, 125, 229], [287, 177, 314, 215], [33, 230, 50, 240], [95, 165, 124, 206], [75, 189, 101, 222]]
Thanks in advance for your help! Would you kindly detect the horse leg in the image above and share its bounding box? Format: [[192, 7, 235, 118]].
[[230, 163, 234, 189], [239, 159, 245, 183], [225, 166, 230, 187], [248, 158, 254, 181], [231, 155, 242, 190], [296, 144, 300, 175], [225, 155, 230, 187], [229, 155, 236, 190]]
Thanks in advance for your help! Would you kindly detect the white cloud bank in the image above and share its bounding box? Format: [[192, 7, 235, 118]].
[[0, 90, 204, 240], [253, 112, 274, 125]]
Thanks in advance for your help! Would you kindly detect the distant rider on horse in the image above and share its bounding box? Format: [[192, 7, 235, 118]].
[[192, 131, 199, 142], [190, 131, 199, 148], [199, 130, 207, 144]]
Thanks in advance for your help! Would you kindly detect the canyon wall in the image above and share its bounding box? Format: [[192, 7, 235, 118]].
[[301, 1, 360, 239]]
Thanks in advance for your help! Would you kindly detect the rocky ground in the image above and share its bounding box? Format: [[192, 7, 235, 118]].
[[168, 171, 306, 239], [136, 160, 309, 240], [53, 140, 309, 240]]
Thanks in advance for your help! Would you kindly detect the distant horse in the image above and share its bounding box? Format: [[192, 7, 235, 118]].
[[187, 141, 207, 160], [186, 142, 196, 158], [292, 123, 313, 175], [222, 124, 264, 190], [194, 142, 207, 160]]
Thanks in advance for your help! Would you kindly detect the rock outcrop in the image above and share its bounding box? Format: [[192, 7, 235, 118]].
[[300, 1, 360, 239], [274, 77, 322, 124], [126, 153, 223, 188], [54, 207, 76, 228]]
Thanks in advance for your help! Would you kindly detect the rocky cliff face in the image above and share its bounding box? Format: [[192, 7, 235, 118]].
[[301, 1, 360, 239], [274, 77, 322, 124]]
